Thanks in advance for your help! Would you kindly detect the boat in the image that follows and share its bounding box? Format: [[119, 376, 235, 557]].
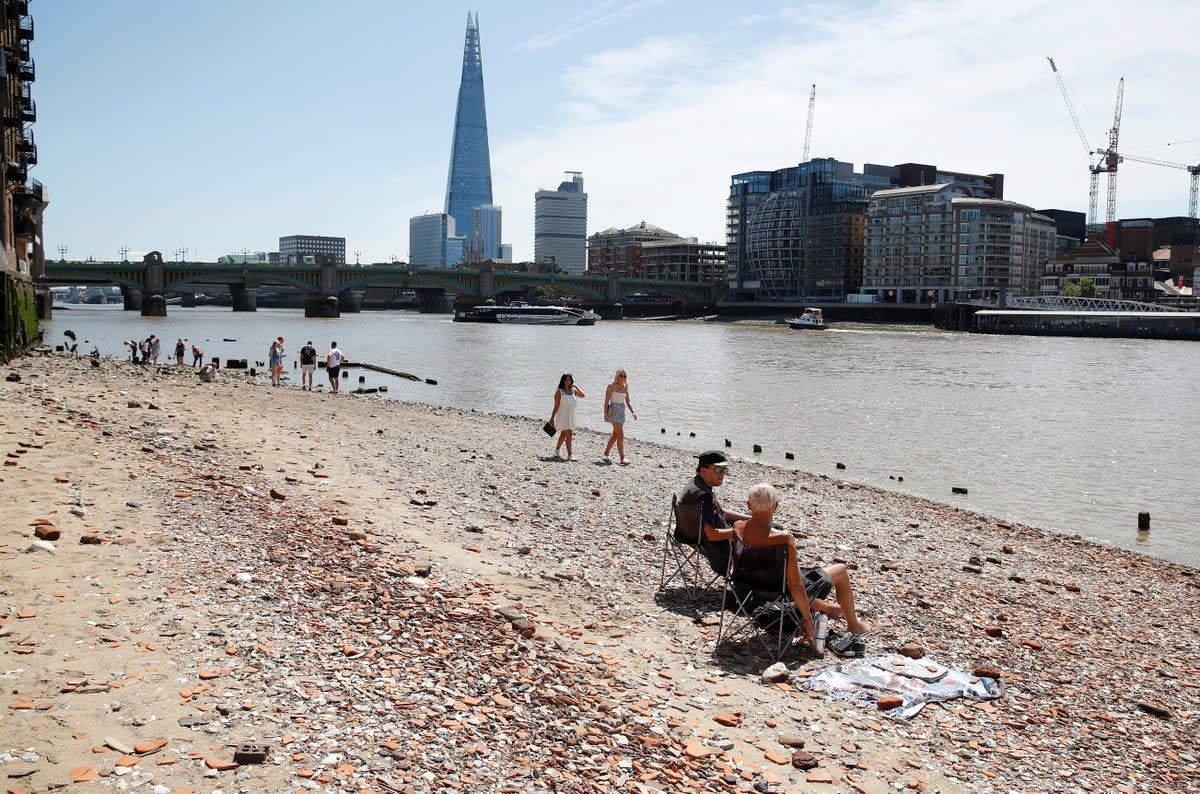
[[454, 302, 599, 325], [785, 308, 828, 330]]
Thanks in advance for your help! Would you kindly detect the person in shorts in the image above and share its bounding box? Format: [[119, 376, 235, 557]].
[[326, 341, 344, 393], [731, 482, 873, 647], [299, 340, 317, 390], [268, 336, 285, 386]]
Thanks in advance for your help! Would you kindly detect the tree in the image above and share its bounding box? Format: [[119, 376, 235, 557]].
[[1061, 281, 1081, 297], [1078, 276, 1098, 298]]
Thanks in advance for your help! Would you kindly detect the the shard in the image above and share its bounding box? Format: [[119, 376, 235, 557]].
[[444, 12, 493, 239]]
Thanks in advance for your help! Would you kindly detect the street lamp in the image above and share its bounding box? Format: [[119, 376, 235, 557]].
[[118, 245, 129, 263], [354, 250, 361, 266], [57, 244, 66, 263]]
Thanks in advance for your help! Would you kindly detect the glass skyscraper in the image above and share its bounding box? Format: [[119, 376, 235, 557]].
[[444, 13, 493, 241]]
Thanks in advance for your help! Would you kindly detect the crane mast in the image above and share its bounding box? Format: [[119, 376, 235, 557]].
[[802, 84, 816, 162], [1103, 77, 1125, 243]]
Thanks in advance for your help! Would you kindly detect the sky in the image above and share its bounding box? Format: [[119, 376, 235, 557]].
[[31, 0, 1200, 264]]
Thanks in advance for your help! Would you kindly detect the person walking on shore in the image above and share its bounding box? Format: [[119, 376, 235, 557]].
[[150, 336, 161, 365], [602, 369, 637, 465], [326, 341, 344, 393], [299, 340, 317, 390], [268, 336, 285, 387], [174, 338, 186, 366], [191, 343, 204, 368], [549, 373, 585, 460]]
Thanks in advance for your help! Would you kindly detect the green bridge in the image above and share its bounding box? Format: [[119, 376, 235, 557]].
[[41, 254, 717, 317]]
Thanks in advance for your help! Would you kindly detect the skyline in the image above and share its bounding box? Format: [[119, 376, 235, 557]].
[[30, 1, 1200, 264]]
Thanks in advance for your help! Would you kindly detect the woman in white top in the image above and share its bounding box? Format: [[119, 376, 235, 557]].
[[550, 373, 585, 460], [603, 369, 637, 465]]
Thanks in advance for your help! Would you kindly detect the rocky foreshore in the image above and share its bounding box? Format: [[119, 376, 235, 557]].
[[1, 354, 1197, 794]]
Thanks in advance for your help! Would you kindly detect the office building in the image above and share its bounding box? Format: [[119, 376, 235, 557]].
[[444, 13, 493, 243], [534, 172, 587, 273], [409, 213, 465, 267], [587, 221, 725, 282], [727, 159, 884, 300], [641, 239, 727, 283], [862, 184, 1056, 302], [279, 235, 345, 266], [1, 2, 48, 360], [469, 204, 502, 262], [587, 221, 683, 276]]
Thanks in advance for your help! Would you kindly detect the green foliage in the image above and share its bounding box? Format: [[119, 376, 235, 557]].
[[1061, 281, 1081, 297], [1078, 277, 1098, 298]]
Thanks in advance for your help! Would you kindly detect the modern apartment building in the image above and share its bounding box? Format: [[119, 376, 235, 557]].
[[862, 184, 1056, 302], [409, 213, 464, 267], [726, 158, 1006, 301], [1, 0, 48, 359], [279, 235, 345, 266], [534, 172, 587, 273], [444, 12, 493, 241]]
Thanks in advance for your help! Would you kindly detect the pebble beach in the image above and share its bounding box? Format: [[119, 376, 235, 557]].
[[1, 353, 1198, 794]]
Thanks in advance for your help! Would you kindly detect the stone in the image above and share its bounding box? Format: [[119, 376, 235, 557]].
[[26, 540, 56, 554], [269, 488, 287, 500], [791, 750, 819, 770], [761, 662, 790, 684], [713, 712, 741, 727], [898, 643, 924, 659], [876, 696, 903, 710]]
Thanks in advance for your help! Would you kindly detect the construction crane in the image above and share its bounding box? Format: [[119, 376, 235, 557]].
[[1099, 77, 1125, 242], [802, 84, 816, 162], [1111, 152, 1200, 219], [1046, 57, 1105, 231], [1167, 138, 1200, 146]]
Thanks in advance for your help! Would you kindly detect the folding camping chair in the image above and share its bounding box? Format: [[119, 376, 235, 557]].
[[713, 537, 808, 662], [657, 493, 722, 599]]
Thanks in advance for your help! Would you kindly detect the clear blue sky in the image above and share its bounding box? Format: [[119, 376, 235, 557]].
[[31, 0, 1200, 263]]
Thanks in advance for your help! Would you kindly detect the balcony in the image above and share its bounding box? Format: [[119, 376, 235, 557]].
[[17, 87, 34, 122], [17, 15, 33, 40], [5, 159, 26, 183], [16, 129, 35, 165], [19, 57, 33, 81]]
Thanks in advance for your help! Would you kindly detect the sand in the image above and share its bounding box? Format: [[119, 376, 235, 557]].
[[0, 353, 1197, 794]]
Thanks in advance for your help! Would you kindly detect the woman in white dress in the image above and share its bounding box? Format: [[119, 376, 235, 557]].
[[550, 373, 585, 460], [602, 369, 637, 465]]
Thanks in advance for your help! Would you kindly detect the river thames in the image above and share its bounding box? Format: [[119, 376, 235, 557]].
[[46, 305, 1200, 567]]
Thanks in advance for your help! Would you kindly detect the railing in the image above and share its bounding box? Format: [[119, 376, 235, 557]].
[[965, 296, 1187, 312], [17, 15, 33, 40]]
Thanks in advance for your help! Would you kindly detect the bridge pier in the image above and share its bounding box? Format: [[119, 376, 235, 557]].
[[231, 286, 259, 312], [340, 290, 364, 313], [180, 292, 197, 308], [121, 286, 142, 311], [305, 294, 339, 318], [415, 288, 455, 314], [141, 294, 167, 317]]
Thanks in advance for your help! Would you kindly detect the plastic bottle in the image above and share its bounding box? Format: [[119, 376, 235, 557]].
[[812, 613, 828, 654]]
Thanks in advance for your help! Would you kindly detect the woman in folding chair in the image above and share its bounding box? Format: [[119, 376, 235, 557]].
[[733, 483, 873, 652]]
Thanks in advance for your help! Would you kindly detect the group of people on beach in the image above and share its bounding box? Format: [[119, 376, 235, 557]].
[[126, 335, 162, 364], [267, 337, 345, 393], [548, 369, 637, 464], [680, 450, 873, 656]]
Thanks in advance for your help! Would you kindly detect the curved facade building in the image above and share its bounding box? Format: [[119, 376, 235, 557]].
[[444, 13, 493, 239]]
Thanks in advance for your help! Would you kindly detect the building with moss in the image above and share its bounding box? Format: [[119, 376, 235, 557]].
[[0, 0, 47, 361]]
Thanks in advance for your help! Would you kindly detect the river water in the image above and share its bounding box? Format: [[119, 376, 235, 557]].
[[45, 305, 1200, 568]]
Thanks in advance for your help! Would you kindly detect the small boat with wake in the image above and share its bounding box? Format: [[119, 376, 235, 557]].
[[785, 308, 828, 330]]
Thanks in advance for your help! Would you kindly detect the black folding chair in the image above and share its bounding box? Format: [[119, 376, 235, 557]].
[[714, 537, 808, 662], [658, 494, 722, 598]]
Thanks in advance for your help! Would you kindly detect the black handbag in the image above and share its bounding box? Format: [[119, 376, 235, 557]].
[[542, 421, 556, 436]]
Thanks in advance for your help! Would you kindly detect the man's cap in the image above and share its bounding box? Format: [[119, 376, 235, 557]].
[[277, 336, 285, 341], [697, 450, 729, 468]]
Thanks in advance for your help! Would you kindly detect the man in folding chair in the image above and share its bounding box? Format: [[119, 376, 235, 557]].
[[660, 450, 750, 595], [730, 483, 872, 656]]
